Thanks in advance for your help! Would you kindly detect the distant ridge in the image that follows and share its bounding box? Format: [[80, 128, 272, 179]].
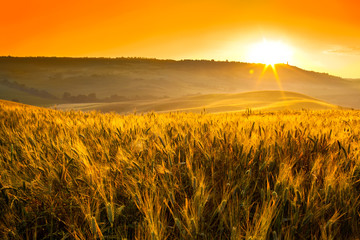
[[0, 57, 359, 109]]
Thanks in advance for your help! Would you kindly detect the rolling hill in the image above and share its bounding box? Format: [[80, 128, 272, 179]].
[[1, 57, 359, 110], [53, 90, 341, 114]]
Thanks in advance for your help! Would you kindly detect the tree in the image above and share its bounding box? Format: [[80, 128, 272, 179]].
[[62, 92, 71, 100]]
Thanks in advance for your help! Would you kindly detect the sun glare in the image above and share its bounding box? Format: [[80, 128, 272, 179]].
[[247, 39, 293, 65]]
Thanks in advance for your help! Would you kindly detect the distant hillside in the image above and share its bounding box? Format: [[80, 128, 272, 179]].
[[53, 90, 341, 114], [1, 57, 359, 108]]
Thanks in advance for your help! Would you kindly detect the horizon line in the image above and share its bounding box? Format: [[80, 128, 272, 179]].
[[0, 55, 358, 79]]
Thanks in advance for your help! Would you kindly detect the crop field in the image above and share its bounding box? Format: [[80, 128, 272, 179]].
[[1, 100, 360, 239]]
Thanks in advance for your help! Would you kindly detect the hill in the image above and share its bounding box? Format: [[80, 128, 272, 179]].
[[53, 90, 341, 114], [1, 100, 360, 239], [0, 57, 360, 109]]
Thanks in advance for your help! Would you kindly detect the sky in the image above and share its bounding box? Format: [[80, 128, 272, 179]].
[[1, 0, 360, 78]]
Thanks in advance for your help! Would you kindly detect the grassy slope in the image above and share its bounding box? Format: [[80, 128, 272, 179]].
[[0, 85, 59, 106], [1, 101, 360, 239], [53, 90, 340, 114], [1, 57, 360, 108]]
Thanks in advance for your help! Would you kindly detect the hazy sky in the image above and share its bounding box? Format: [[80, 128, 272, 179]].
[[1, 0, 360, 78]]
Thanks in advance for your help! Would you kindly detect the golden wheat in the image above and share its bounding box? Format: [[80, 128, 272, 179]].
[[0, 101, 360, 239]]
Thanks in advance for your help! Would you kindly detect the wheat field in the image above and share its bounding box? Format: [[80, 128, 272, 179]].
[[1, 100, 360, 239]]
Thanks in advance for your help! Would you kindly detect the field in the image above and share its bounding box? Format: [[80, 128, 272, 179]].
[[53, 90, 340, 114], [1, 57, 360, 110], [1, 100, 360, 239]]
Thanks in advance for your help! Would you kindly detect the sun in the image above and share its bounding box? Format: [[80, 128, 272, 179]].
[[247, 39, 293, 65]]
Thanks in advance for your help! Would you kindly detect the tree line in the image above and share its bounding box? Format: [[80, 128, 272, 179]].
[[0, 79, 160, 103], [0, 79, 57, 99]]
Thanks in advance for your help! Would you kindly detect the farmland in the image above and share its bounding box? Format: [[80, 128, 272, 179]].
[[1, 100, 360, 239]]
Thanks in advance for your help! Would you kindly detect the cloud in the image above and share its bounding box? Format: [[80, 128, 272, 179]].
[[323, 46, 360, 56]]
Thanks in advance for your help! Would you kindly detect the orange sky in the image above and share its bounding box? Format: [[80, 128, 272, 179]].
[[1, 0, 360, 78]]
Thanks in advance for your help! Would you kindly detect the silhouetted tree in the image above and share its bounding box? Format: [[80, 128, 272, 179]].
[[62, 92, 71, 100], [88, 93, 97, 101]]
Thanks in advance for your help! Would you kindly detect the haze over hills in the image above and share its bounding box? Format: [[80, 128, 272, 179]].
[[53, 91, 340, 114], [0, 57, 359, 112]]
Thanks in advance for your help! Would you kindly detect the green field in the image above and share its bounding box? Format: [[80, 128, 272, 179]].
[[1, 100, 360, 239]]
